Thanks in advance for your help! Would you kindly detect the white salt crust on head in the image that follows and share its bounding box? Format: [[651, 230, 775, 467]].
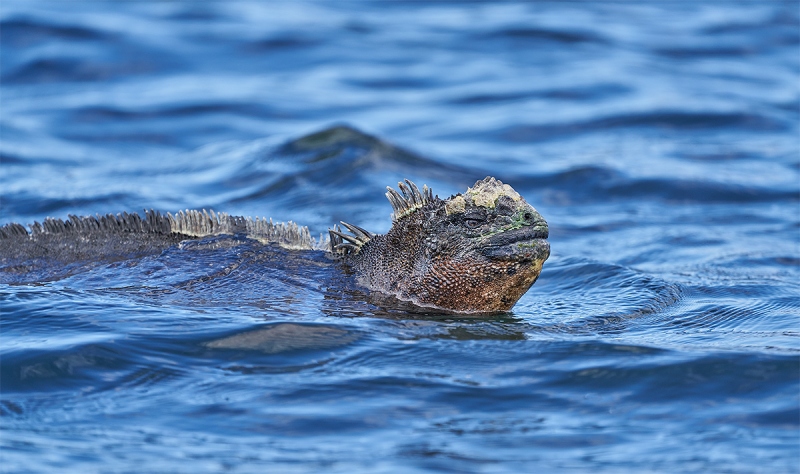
[[446, 178, 522, 215]]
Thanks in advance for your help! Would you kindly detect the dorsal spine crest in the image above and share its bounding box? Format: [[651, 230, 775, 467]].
[[386, 179, 433, 221], [329, 221, 373, 256], [1, 209, 326, 251], [168, 209, 321, 250]]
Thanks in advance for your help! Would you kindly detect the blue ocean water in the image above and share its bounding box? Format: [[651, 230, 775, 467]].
[[1, 1, 798, 472]]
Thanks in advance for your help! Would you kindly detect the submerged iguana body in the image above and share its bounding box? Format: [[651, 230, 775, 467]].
[[0, 177, 549, 313]]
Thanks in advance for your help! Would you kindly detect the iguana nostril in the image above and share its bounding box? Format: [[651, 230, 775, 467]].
[[523, 212, 533, 223]]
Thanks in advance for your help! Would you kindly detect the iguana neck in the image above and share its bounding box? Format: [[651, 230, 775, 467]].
[[345, 213, 428, 296]]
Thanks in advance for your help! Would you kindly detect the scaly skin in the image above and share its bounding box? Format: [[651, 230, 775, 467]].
[[332, 177, 550, 313]]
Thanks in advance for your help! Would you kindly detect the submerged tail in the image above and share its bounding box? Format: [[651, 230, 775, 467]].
[[0, 209, 329, 271]]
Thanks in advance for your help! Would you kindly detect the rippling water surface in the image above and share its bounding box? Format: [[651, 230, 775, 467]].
[[1, 1, 798, 472]]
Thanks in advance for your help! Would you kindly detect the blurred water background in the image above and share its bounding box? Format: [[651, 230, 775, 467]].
[[1, 1, 798, 472]]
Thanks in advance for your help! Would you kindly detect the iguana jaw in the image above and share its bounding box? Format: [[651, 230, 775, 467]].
[[480, 225, 550, 260]]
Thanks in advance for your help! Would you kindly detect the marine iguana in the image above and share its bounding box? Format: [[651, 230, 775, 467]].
[[0, 177, 549, 313]]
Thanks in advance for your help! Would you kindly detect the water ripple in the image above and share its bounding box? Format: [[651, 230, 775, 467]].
[[2, 1, 798, 472]]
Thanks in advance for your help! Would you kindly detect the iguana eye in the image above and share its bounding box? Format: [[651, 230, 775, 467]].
[[464, 218, 482, 229]]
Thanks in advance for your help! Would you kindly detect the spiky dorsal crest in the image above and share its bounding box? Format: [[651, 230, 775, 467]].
[[168, 209, 322, 250], [386, 179, 433, 222], [3, 210, 173, 238], [329, 221, 373, 256]]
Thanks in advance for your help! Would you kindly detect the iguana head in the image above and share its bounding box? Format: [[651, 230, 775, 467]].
[[331, 177, 550, 313]]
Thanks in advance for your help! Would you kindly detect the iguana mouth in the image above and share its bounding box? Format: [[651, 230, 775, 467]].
[[480, 225, 549, 259], [485, 225, 548, 246]]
